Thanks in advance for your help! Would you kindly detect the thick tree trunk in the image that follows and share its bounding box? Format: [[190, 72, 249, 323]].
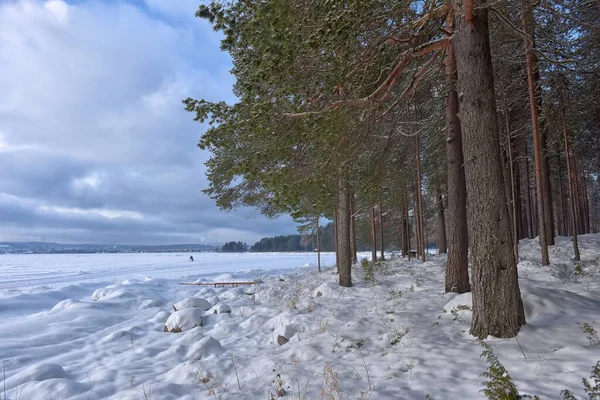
[[443, 15, 469, 292], [522, 6, 550, 265], [416, 135, 426, 262], [378, 200, 385, 260], [560, 88, 580, 261], [370, 202, 377, 262], [436, 189, 447, 254], [452, 0, 525, 338], [336, 176, 352, 286]]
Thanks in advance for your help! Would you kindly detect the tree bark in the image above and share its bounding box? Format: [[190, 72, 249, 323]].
[[316, 218, 321, 273], [443, 13, 469, 292], [502, 90, 519, 261], [402, 202, 410, 259], [452, 0, 525, 338], [557, 149, 567, 236], [560, 87, 580, 261], [336, 176, 352, 286], [349, 192, 357, 264], [521, 142, 533, 238], [436, 189, 447, 254], [378, 199, 385, 260], [522, 5, 550, 265], [404, 204, 411, 260], [416, 135, 426, 262], [370, 202, 378, 262]]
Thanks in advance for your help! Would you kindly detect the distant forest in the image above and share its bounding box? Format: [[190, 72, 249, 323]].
[[221, 222, 383, 252]]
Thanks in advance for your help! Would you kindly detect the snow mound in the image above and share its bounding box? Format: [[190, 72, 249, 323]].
[[522, 287, 600, 323], [164, 308, 204, 333], [208, 303, 231, 314], [188, 336, 223, 360], [173, 297, 212, 312], [17, 379, 89, 399], [442, 292, 473, 312], [195, 288, 218, 297], [8, 363, 71, 386], [273, 324, 297, 345], [312, 282, 343, 298], [441, 292, 473, 324]]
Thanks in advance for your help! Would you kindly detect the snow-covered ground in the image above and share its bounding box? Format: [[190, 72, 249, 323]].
[[1, 237, 600, 399]]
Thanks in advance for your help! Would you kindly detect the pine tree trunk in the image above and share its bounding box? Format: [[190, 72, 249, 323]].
[[522, 142, 533, 238], [336, 176, 352, 286], [316, 218, 321, 273], [541, 134, 555, 243], [436, 189, 447, 254], [349, 192, 357, 264], [522, 5, 550, 265], [443, 13, 469, 292], [557, 149, 567, 236], [370, 202, 377, 262], [378, 199, 385, 260], [402, 202, 410, 259], [502, 90, 519, 260], [416, 135, 426, 262], [404, 205, 411, 260], [560, 87, 580, 261], [452, 0, 525, 338]]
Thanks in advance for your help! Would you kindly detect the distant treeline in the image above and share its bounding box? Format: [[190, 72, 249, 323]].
[[219, 222, 375, 253], [220, 241, 248, 252]]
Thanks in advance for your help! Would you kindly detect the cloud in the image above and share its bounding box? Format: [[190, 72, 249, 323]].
[[0, 0, 298, 245]]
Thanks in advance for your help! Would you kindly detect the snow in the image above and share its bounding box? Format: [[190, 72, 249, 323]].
[[0, 238, 599, 399]]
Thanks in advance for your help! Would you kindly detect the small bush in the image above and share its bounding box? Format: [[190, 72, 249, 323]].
[[361, 258, 379, 286], [579, 322, 600, 347], [479, 342, 539, 400]]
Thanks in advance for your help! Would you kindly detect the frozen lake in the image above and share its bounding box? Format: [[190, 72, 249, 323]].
[[0, 252, 337, 297]]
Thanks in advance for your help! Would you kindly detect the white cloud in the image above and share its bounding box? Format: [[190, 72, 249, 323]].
[[0, 0, 297, 245]]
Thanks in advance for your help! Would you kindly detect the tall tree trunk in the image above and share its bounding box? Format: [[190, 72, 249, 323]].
[[444, 12, 470, 292], [333, 206, 338, 269], [560, 87, 580, 261], [502, 90, 519, 261], [436, 189, 447, 254], [336, 176, 352, 286], [370, 202, 378, 262], [405, 204, 411, 260], [416, 135, 426, 262], [378, 199, 385, 260], [522, 2, 555, 244], [522, 5, 550, 265], [349, 192, 357, 264], [316, 218, 321, 273], [557, 149, 567, 236], [575, 162, 588, 234], [402, 202, 410, 259], [541, 134, 555, 243], [522, 142, 533, 238], [452, 0, 525, 338]]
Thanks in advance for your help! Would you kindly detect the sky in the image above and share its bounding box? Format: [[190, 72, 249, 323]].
[[0, 0, 298, 246]]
